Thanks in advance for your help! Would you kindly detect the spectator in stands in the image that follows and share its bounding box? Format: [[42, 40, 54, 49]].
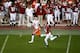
[[14, 0, 21, 25], [25, 5, 34, 27], [72, 4, 79, 26], [65, 6, 72, 26], [36, 3, 43, 26], [62, 5, 66, 21], [46, 7, 54, 26], [3, 0, 12, 15], [3, 0, 12, 24], [54, 3, 61, 24], [0, 0, 79, 27], [18, 2, 26, 26], [0, 3, 4, 24], [78, 2, 80, 15], [9, 2, 17, 26]]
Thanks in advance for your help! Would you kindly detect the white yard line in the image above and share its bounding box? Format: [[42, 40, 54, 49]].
[[66, 35, 72, 53], [0, 35, 9, 53], [19, 34, 22, 38]]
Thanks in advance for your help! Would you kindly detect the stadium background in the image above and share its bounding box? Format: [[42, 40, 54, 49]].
[[0, 0, 80, 53]]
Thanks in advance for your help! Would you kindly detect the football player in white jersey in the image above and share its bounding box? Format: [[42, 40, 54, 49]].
[[41, 22, 60, 47]]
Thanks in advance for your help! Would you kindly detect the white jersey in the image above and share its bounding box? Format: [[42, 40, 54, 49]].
[[63, 1, 67, 7], [62, 8, 65, 12], [32, 19, 40, 29], [54, 6, 60, 13], [74, 7, 79, 13], [8, 1, 12, 7], [4, 2, 9, 8], [35, 3, 40, 10], [75, 8, 78, 11], [4, 1, 12, 8], [67, 8, 72, 13], [25, 8, 34, 17]]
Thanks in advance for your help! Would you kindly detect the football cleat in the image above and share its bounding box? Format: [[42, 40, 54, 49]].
[[57, 34, 60, 37], [44, 45, 48, 48], [28, 41, 33, 44]]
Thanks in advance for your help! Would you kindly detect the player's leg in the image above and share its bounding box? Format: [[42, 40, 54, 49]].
[[47, 18, 50, 25], [13, 13, 16, 25], [18, 14, 21, 26], [62, 8, 65, 20], [39, 15, 43, 26], [75, 13, 78, 25], [0, 15, 2, 23], [28, 29, 37, 43], [69, 14, 72, 26], [27, 16, 33, 27], [44, 34, 50, 47], [0, 12, 4, 23], [73, 13, 76, 25], [46, 14, 50, 25], [10, 13, 13, 25], [22, 14, 25, 26], [11, 13, 14, 25], [50, 35, 57, 41], [26, 16, 29, 24], [50, 16, 55, 26], [40, 15, 43, 26], [66, 13, 68, 26], [54, 12, 57, 23], [74, 15, 76, 25], [48, 32, 57, 41], [58, 12, 60, 23], [0, 13, 2, 23], [27, 16, 30, 27], [30, 16, 33, 22], [49, 32, 60, 41], [28, 34, 35, 43]]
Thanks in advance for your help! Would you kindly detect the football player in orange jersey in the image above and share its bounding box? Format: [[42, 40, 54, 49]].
[[28, 16, 41, 43]]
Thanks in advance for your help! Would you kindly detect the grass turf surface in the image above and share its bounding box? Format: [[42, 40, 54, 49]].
[[0, 29, 80, 53], [0, 35, 80, 53]]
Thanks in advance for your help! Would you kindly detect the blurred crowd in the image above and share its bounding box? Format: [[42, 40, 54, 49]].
[[0, 0, 80, 26]]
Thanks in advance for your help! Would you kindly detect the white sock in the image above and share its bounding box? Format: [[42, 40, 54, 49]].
[[10, 22, 12, 25], [1, 19, 3, 22], [44, 37, 48, 46], [13, 21, 16, 24], [50, 35, 57, 41], [30, 35, 34, 42]]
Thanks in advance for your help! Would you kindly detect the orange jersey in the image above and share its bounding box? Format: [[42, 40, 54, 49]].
[[33, 27, 41, 36]]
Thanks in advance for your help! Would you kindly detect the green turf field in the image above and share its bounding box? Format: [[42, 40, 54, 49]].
[[0, 30, 80, 53]]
